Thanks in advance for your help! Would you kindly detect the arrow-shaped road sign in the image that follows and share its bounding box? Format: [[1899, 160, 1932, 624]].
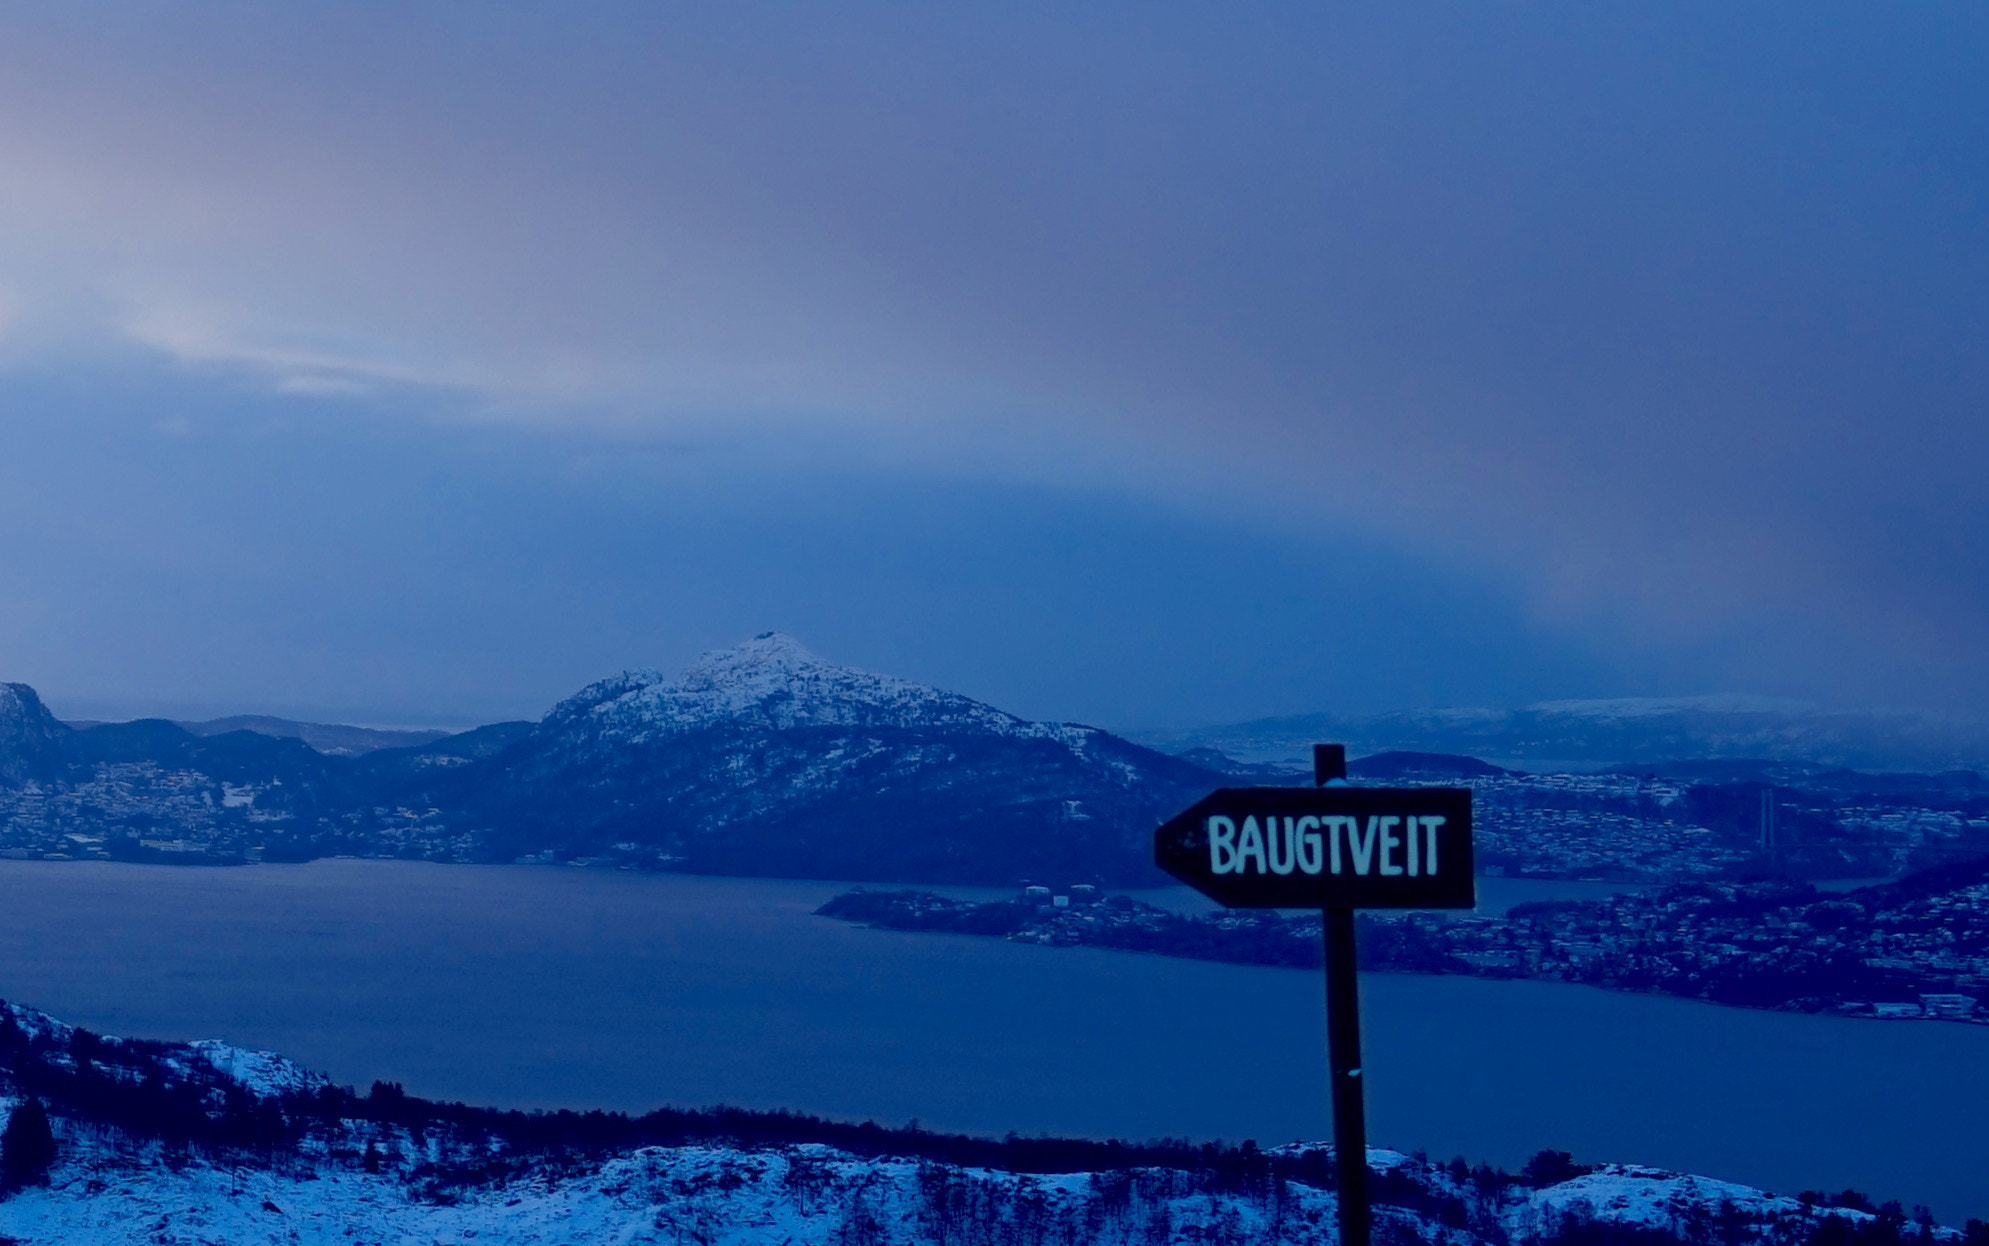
[[1154, 785, 1475, 910]]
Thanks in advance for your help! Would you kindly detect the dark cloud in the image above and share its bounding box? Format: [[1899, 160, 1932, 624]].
[[0, 4, 1983, 715], [0, 369, 1658, 727]]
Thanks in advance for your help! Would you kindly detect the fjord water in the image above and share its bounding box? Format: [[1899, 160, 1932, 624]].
[[0, 862, 1982, 1221]]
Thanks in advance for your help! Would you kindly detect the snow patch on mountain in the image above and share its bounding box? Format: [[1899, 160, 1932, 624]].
[[545, 633, 1094, 747], [0, 682, 67, 784], [1514, 1166, 1829, 1234], [181, 1040, 330, 1100], [0, 683, 37, 726], [1, 1001, 73, 1046]]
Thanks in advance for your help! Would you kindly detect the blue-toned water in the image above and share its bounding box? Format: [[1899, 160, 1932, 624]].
[[0, 860, 1980, 1220]]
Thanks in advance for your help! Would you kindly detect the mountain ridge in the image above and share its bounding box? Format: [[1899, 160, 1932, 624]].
[[1145, 697, 1989, 775], [0, 636, 1217, 885], [7, 643, 1986, 883], [548, 633, 1082, 742]]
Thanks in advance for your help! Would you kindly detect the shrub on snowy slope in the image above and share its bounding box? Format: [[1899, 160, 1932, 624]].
[[0, 1099, 53, 1192]]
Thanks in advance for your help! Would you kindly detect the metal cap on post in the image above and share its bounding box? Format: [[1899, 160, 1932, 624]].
[[1313, 743, 1346, 786]]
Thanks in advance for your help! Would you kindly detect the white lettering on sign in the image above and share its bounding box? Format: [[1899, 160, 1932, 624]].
[[1236, 816, 1267, 873], [1208, 816, 1237, 873], [1207, 812, 1449, 878], [1267, 816, 1294, 874], [1347, 817, 1377, 874], [1379, 816, 1403, 875], [1296, 816, 1323, 873]]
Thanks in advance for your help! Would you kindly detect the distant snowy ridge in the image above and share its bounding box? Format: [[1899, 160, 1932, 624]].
[[1149, 695, 1989, 774], [1523, 695, 1821, 719]]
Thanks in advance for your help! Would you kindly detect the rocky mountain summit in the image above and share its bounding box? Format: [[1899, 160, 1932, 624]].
[[0, 684, 65, 786]]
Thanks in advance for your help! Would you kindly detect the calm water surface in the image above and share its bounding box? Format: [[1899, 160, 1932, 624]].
[[0, 861, 1982, 1220]]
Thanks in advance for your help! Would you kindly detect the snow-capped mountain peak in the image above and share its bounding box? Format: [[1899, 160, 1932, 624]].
[[547, 633, 1066, 742], [464, 635, 1204, 883]]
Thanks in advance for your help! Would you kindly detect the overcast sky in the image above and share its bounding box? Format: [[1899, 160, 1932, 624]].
[[1, 4, 1985, 729]]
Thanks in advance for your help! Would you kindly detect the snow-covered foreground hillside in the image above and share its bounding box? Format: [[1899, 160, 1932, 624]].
[[0, 1000, 1978, 1246], [0, 1139, 1941, 1246]]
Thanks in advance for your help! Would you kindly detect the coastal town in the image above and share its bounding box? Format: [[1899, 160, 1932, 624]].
[[4, 750, 1987, 886], [1414, 764, 1989, 883], [819, 864, 1989, 1023]]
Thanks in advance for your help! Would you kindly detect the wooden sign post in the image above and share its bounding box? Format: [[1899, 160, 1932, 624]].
[[1153, 743, 1475, 1246]]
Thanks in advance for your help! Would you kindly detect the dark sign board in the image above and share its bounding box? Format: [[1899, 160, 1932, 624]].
[[1154, 786, 1474, 909]]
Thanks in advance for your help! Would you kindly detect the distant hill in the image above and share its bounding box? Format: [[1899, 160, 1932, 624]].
[[1347, 751, 1513, 780], [172, 715, 452, 756], [1169, 747, 1305, 781], [63, 714, 455, 755], [1144, 696, 1989, 775], [397, 633, 1220, 884]]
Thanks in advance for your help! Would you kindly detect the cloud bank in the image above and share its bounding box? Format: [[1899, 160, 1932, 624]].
[[0, 4, 1985, 716]]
